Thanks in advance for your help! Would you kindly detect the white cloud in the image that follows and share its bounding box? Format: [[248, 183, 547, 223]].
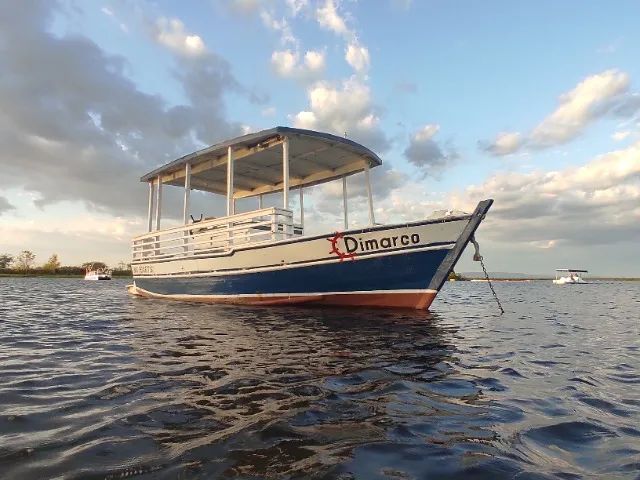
[[292, 76, 388, 151], [481, 131, 523, 156], [612, 130, 631, 141], [482, 70, 640, 155], [316, 0, 349, 37], [345, 42, 370, 74], [304, 50, 325, 71], [270, 49, 325, 79], [260, 10, 297, 46], [530, 69, 629, 147], [452, 141, 640, 247], [154, 17, 206, 57], [286, 0, 309, 16]]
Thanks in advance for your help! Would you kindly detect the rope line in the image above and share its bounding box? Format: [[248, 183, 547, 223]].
[[470, 235, 505, 315]]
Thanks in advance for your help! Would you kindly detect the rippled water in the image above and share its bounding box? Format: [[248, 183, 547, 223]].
[[1, 278, 639, 479]]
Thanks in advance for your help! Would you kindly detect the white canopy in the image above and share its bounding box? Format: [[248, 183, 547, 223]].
[[141, 127, 382, 199]]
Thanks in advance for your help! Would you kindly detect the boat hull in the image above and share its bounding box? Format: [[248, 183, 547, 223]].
[[129, 200, 493, 310]]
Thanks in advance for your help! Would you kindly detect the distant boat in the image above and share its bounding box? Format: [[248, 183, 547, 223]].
[[84, 264, 112, 281], [553, 269, 588, 284], [128, 126, 493, 309]]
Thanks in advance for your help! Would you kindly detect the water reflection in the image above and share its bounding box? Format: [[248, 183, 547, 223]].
[[1, 278, 639, 479]]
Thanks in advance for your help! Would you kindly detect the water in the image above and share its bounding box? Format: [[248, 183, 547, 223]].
[[0, 278, 639, 479]]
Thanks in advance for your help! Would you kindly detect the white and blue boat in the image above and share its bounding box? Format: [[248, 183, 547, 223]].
[[128, 127, 492, 309]]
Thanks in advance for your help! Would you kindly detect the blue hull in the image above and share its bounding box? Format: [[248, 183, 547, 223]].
[[135, 247, 449, 296]]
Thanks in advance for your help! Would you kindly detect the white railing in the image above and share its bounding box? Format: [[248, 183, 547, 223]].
[[131, 207, 302, 263]]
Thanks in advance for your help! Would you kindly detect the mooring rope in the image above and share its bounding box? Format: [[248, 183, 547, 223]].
[[470, 236, 505, 315]]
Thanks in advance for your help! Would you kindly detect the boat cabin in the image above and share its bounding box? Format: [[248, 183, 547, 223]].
[[132, 127, 382, 263]]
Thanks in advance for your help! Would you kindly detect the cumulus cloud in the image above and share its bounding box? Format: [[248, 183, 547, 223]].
[[316, 0, 349, 37], [404, 124, 457, 175], [480, 131, 523, 156], [271, 49, 325, 79], [154, 17, 206, 57], [292, 76, 390, 152], [482, 70, 640, 156], [286, 0, 309, 16], [0, 1, 244, 217], [345, 42, 370, 74], [260, 10, 297, 46], [452, 141, 640, 247], [0, 196, 15, 215]]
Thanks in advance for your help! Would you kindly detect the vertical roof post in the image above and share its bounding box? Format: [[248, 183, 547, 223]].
[[155, 175, 162, 231], [147, 181, 154, 233], [282, 136, 290, 211], [342, 176, 348, 230], [183, 162, 191, 225], [364, 162, 375, 225], [226, 146, 234, 216], [299, 187, 304, 229], [258, 194, 263, 209]]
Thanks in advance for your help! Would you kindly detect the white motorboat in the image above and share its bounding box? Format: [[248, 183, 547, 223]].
[[84, 264, 112, 281], [553, 269, 588, 284]]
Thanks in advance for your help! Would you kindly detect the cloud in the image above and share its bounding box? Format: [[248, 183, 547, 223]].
[[452, 141, 640, 247], [404, 124, 457, 175], [286, 0, 309, 16], [316, 0, 349, 37], [271, 49, 325, 79], [612, 130, 631, 141], [0, 196, 15, 215], [292, 76, 390, 152], [154, 17, 206, 57], [228, 0, 262, 15], [0, 1, 243, 217], [345, 42, 370, 74], [260, 9, 297, 46], [482, 70, 640, 156], [480, 131, 523, 156]]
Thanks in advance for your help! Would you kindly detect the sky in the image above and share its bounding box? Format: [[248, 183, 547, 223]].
[[0, 0, 639, 275]]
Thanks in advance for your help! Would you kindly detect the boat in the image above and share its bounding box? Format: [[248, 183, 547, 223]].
[[84, 264, 112, 281], [127, 126, 493, 309], [553, 268, 588, 284]]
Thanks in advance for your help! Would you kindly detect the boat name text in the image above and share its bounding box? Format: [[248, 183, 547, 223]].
[[343, 233, 420, 253]]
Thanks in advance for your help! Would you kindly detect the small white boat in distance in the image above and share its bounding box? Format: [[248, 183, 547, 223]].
[[84, 264, 112, 281], [553, 269, 588, 284]]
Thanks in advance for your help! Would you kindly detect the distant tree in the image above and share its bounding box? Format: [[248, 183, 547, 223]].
[[82, 261, 107, 270], [0, 253, 13, 269], [42, 254, 61, 273], [15, 250, 36, 272]]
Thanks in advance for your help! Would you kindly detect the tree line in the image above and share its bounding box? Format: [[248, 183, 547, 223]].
[[0, 251, 132, 276]]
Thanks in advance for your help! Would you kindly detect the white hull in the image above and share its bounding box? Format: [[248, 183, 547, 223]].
[[553, 276, 587, 284], [84, 273, 111, 281]]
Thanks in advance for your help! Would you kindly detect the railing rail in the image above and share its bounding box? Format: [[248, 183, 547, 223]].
[[131, 207, 301, 263]]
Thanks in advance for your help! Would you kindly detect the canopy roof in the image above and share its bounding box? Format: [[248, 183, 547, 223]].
[[556, 269, 588, 272], [141, 126, 382, 199]]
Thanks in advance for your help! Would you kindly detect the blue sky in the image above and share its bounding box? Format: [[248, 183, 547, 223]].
[[1, 0, 639, 275]]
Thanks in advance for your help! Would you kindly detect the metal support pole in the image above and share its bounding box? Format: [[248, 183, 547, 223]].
[[155, 176, 162, 231], [342, 176, 348, 230], [226, 146, 234, 216], [258, 194, 263, 209], [299, 187, 304, 230], [183, 163, 191, 225], [147, 181, 154, 232], [282, 137, 290, 211], [364, 162, 375, 225]]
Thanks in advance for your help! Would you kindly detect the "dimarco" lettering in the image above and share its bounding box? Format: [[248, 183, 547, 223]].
[[344, 233, 420, 253]]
